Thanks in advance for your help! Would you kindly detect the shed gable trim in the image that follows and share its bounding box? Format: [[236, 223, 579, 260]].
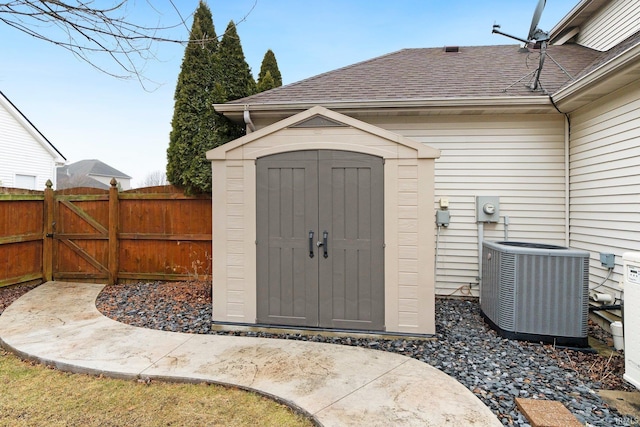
[[290, 114, 348, 128], [206, 106, 439, 160]]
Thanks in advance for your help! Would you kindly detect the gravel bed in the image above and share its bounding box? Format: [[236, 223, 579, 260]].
[[2, 281, 639, 426]]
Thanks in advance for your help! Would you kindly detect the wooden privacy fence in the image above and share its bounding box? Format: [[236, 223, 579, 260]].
[[0, 181, 212, 287]]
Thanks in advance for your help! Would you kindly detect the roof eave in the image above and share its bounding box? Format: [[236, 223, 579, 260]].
[[215, 96, 556, 122], [552, 42, 640, 112]]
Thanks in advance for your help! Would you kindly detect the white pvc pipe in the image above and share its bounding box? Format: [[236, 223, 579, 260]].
[[564, 115, 570, 246], [592, 292, 613, 303], [478, 222, 484, 302], [503, 216, 509, 241]]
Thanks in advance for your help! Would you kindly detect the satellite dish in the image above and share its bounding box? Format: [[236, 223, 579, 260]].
[[528, 0, 547, 41], [492, 0, 549, 45], [492, 0, 551, 91]]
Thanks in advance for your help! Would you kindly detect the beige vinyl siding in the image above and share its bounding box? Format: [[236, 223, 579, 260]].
[[366, 114, 568, 297], [569, 79, 640, 301], [576, 0, 640, 51]]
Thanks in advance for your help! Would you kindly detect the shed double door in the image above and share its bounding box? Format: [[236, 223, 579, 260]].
[[256, 150, 384, 330]]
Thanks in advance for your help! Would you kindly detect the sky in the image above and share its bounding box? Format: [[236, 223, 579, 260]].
[[0, 0, 577, 188]]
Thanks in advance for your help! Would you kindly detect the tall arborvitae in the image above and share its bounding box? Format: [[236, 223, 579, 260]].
[[257, 49, 282, 91], [166, 1, 219, 194], [257, 70, 276, 92], [218, 21, 256, 101], [214, 20, 256, 144]]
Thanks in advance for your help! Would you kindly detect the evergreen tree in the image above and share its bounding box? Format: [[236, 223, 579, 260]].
[[257, 70, 276, 92], [257, 49, 282, 91], [218, 21, 257, 101], [166, 1, 219, 194], [215, 20, 257, 143]]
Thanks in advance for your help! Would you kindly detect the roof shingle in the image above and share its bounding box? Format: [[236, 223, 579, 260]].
[[228, 44, 602, 105]]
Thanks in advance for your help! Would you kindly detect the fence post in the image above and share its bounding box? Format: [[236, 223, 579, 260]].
[[43, 180, 54, 282], [108, 179, 119, 285]]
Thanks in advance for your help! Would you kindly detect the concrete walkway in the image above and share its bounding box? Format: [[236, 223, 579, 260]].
[[0, 282, 501, 426]]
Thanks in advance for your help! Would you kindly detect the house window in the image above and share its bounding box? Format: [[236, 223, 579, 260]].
[[15, 174, 37, 190]]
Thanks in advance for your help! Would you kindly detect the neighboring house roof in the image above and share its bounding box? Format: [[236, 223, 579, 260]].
[[0, 90, 66, 163], [64, 159, 131, 179], [57, 159, 131, 190], [222, 44, 600, 104]]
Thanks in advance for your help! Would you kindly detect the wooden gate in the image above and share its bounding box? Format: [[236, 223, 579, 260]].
[[47, 182, 211, 284], [256, 150, 384, 330], [52, 188, 112, 282]]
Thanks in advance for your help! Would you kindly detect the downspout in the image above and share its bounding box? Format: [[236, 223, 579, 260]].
[[550, 94, 570, 247], [243, 105, 255, 134]]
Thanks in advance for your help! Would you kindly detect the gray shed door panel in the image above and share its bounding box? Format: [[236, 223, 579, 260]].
[[256, 151, 319, 327], [256, 150, 384, 330]]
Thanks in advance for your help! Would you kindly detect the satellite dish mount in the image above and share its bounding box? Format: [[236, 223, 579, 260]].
[[492, 0, 550, 91]]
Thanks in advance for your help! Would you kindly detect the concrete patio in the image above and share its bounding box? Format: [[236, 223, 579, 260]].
[[0, 281, 501, 426]]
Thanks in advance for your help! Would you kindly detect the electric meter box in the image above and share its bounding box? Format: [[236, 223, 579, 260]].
[[476, 196, 500, 223], [623, 252, 640, 390]]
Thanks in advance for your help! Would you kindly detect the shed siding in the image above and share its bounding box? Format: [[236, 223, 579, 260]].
[[366, 114, 567, 296], [212, 160, 256, 321], [576, 0, 640, 51], [569, 79, 640, 302], [0, 99, 59, 189], [396, 163, 420, 326]]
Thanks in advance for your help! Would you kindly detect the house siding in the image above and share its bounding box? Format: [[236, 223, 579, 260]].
[[0, 102, 58, 189], [576, 0, 640, 51], [1, 95, 62, 189], [569, 78, 640, 302], [363, 114, 568, 296]]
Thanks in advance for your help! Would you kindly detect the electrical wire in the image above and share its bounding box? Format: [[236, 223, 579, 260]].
[[591, 267, 614, 291]]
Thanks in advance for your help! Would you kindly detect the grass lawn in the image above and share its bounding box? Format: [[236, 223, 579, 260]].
[[0, 349, 313, 427]]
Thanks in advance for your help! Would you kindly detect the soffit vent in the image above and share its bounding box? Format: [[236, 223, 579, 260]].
[[444, 46, 460, 53], [290, 115, 348, 128]]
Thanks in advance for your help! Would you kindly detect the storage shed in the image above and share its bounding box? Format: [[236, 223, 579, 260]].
[[207, 106, 440, 335]]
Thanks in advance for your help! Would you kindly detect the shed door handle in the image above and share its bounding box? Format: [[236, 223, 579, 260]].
[[309, 230, 315, 258], [322, 230, 328, 258]]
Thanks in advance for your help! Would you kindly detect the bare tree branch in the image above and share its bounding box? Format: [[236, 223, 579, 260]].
[[0, 0, 258, 86]]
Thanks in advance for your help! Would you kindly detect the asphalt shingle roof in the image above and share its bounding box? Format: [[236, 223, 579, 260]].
[[64, 159, 131, 179], [229, 44, 603, 105]]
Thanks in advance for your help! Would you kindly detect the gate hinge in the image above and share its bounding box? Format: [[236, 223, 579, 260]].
[[46, 233, 54, 238]]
